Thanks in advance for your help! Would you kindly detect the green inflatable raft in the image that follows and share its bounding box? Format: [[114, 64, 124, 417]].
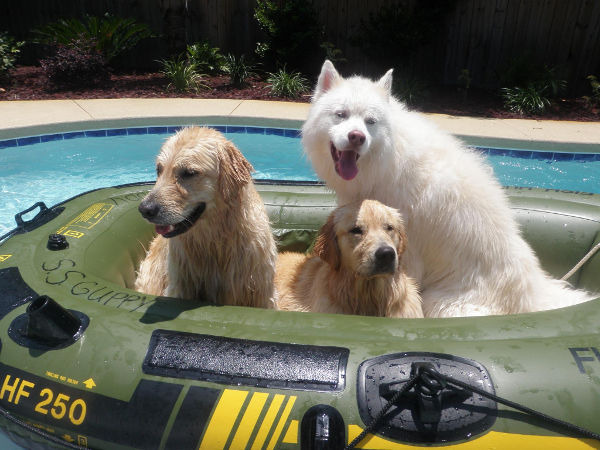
[[0, 181, 600, 450]]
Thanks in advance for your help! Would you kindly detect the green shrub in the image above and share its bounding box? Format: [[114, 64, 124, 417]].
[[186, 41, 226, 75], [254, 0, 323, 72], [392, 73, 428, 106], [267, 67, 308, 98], [159, 56, 206, 93], [39, 37, 109, 89], [499, 57, 566, 115], [33, 14, 153, 63], [501, 85, 552, 115], [0, 32, 24, 81], [583, 75, 600, 108], [224, 54, 256, 87]]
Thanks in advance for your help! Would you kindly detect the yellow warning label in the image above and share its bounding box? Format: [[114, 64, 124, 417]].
[[57, 203, 113, 236], [0, 255, 12, 262]]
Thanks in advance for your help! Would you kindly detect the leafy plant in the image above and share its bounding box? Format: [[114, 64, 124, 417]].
[[499, 56, 566, 115], [583, 75, 600, 108], [392, 73, 428, 106], [254, 0, 323, 72], [320, 41, 346, 66], [40, 37, 109, 89], [0, 32, 24, 81], [224, 54, 256, 87], [267, 67, 309, 98], [159, 56, 207, 93], [186, 41, 226, 75], [501, 85, 551, 115], [33, 13, 153, 63]]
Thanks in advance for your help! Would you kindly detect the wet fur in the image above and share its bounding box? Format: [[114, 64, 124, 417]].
[[135, 126, 276, 307], [276, 200, 423, 318], [302, 60, 592, 317]]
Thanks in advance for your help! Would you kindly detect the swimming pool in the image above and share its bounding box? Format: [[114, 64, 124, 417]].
[[1, 124, 599, 235]]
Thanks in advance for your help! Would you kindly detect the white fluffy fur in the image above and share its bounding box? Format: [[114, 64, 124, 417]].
[[302, 60, 592, 317]]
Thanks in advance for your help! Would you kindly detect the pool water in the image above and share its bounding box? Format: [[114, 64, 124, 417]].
[[1, 126, 599, 235]]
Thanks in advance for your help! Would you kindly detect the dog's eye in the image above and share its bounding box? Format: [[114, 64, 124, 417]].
[[156, 165, 163, 176], [385, 224, 394, 232], [179, 169, 198, 179], [365, 117, 377, 125], [335, 111, 347, 119], [349, 226, 363, 235]]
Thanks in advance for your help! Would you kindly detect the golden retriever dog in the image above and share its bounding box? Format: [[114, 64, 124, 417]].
[[276, 199, 423, 318], [135, 126, 276, 308]]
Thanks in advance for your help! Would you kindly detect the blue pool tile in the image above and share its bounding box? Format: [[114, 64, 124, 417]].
[[63, 131, 85, 140], [245, 126, 265, 135], [553, 152, 574, 161], [509, 150, 532, 159], [266, 128, 285, 136], [127, 127, 148, 135], [531, 151, 555, 161], [226, 126, 246, 134], [487, 148, 510, 157], [17, 136, 41, 146], [0, 139, 18, 149], [212, 125, 227, 133], [106, 128, 128, 136], [85, 129, 107, 137], [167, 126, 182, 133], [284, 129, 301, 138], [41, 133, 63, 143], [147, 126, 169, 134], [572, 153, 599, 162]]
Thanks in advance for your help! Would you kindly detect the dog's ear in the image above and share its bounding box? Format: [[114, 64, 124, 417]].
[[218, 141, 254, 204], [314, 213, 341, 270], [377, 68, 393, 98], [396, 223, 407, 261], [314, 60, 341, 100]]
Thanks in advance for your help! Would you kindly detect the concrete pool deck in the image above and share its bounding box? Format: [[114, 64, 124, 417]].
[[0, 98, 599, 152]]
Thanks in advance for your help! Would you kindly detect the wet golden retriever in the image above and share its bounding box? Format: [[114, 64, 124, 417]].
[[276, 199, 422, 317], [135, 126, 276, 307]]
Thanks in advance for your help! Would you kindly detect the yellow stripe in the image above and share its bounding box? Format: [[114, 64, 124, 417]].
[[250, 394, 285, 450], [266, 396, 297, 450], [229, 392, 269, 449], [348, 425, 600, 449], [198, 389, 248, 450], [282, 420, 299, 444]]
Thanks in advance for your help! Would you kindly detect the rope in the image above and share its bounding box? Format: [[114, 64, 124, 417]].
[[346, 365, 600, 449], [344, 374, 419, 449], [562, 242, 600, 281]]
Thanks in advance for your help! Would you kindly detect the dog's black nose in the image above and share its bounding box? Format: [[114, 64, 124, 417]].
[[375, 245, 396, 268], [139, 199, 160, 220]]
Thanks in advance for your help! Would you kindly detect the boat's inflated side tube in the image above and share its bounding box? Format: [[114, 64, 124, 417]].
[[0, 181, 599, 449]]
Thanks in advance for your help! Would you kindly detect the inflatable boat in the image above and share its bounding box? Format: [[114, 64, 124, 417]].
[[0, 181, 599, 450]]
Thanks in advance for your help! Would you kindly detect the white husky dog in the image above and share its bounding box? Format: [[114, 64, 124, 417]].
[[302, 60, 592, 317]]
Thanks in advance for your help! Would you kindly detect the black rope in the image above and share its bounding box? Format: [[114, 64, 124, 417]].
[[420, 366, 600, 442], [344, 374, 419, 450], [346, 366, 600, 449]]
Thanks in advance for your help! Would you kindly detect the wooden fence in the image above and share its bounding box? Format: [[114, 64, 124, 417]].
[[3, 0, 599, 93]]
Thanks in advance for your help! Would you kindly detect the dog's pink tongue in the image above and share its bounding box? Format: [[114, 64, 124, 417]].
[[337, 150, 359, 180], [155, 225, 173, 236]]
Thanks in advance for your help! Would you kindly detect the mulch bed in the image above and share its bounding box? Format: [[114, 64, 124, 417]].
[[1, 66, 598, 121]]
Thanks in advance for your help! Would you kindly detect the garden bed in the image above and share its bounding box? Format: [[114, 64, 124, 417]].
[[1, 65, 598, 122]]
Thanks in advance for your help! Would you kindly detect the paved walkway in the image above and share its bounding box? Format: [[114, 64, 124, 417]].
[[0, 98, 599, 152]]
